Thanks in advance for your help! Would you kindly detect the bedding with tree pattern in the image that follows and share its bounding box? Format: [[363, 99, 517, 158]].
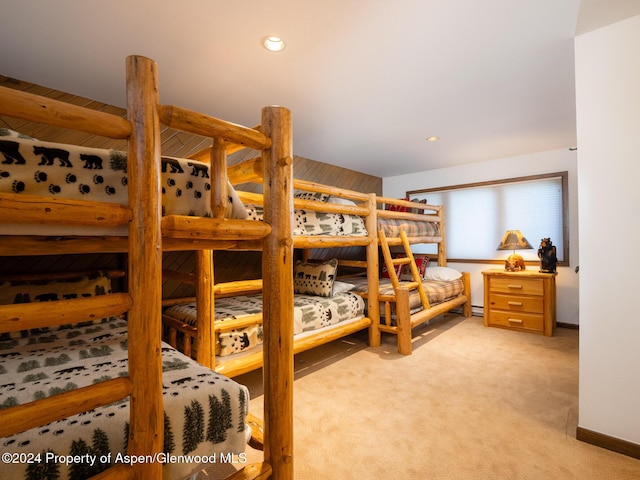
[[0, 316, 250, 480]]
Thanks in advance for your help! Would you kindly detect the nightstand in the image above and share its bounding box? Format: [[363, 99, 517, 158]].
[[482, 269, 556, 336]]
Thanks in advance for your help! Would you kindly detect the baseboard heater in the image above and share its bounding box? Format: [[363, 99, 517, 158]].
[[454, 305, 580, 329], [449, 305, 483, 317]]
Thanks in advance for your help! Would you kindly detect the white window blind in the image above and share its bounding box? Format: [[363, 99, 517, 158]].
[[408, 173, 566, 262]]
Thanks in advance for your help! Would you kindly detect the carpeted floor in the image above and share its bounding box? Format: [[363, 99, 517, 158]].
[[204, 315, 640, 479]]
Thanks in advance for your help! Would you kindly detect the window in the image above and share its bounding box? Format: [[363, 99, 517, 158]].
[[407, 172, 568, 264]]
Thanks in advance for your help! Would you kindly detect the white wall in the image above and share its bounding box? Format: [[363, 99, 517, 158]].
[[575, 15, 640, 445], [383, 148, 579, 324]]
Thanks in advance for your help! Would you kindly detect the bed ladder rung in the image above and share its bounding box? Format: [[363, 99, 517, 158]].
[[392, 257, 413, 266], [378, 229, 430, 312]]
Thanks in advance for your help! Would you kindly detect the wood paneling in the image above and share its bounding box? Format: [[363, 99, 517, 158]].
[[0, 75, 381, 296]]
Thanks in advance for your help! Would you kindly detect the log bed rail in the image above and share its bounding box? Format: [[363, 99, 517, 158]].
[[0, 55, 293, 479]]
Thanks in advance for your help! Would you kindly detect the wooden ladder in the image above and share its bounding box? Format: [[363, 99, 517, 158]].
[[379, 229, 431, 312]]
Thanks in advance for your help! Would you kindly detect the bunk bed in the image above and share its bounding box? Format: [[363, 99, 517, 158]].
[[271, 192, 471, 355], [351, 195, 472, 355], [220, 188, 471, 357], [162, 180, 469, 367], [0, 55, 293, 479], [161, 178, 380, 378]]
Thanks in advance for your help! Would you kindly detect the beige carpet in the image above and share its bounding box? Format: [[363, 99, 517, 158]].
[[204, 315, 640, 479]]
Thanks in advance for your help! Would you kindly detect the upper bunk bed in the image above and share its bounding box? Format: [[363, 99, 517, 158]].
[[0, 88, 275, 253], [0, 55, 293, 479]]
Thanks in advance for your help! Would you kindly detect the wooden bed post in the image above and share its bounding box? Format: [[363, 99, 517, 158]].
[[210, 136, 228, 219], [395, 287, 412, 355], [195, 250, 215, 369], [125, 55, 164, 478], [365, 193, 381, 347], [461, 271, 472, 317], [437, 205, 447, 266], [198, 135, 227, 370], [261, 105, 294, 480]]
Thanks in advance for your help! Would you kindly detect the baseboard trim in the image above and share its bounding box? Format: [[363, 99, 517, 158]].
[[557, 322, 579, 330], [577, 426, 640, 460]]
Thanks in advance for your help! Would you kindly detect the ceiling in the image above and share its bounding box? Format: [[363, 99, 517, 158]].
[[1, 1, 638, 178]]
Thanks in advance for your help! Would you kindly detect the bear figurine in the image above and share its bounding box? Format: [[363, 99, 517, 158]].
[[538, 238, 557, 273]]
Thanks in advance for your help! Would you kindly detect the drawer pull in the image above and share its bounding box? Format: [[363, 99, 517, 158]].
[[508, 301, 523, 306], [508, 318, 524, 324], [508, 284, 523, 289]]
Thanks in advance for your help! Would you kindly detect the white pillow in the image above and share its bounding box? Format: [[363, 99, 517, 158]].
[[332, 281, 356, 296], [227, 181, 248, 219], [423, 266, 462, 282], [327, 196, 357, 206]]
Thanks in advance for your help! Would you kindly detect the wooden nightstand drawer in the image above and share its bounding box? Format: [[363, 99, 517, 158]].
[[482, 269, 556, 336], [487, 310, 544, 333], [489, 276, 543, 296], [488, 293, 544, 314]]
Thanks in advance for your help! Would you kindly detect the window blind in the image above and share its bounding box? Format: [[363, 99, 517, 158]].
[[408, 173, 566, 262]]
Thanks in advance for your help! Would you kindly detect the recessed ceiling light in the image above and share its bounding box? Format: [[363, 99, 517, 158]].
[[426, 136, 440, 142], [263, 36, 286, 52]]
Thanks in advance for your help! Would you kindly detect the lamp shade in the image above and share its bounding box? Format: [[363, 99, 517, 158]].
[[497, 230, 533, 251]]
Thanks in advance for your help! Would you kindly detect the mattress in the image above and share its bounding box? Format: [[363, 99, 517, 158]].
[[245, 203, 368, 237], [163, 291, 366, 357], [0, 129, 247, 236], [377, 217, 440, 238], [350, 276, 464, 319], [0, 316, 250, 480]]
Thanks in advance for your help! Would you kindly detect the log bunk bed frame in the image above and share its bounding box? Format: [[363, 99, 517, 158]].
[[296, 194, 471, 356], [161, 172, 381, 378], [368, 196, 472, 355], [0, 55, 293, 479], [162, 183, 471, 370]]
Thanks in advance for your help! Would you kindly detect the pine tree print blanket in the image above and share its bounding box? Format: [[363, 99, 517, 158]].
[[0, 317, 250, 480], [164, 290, 366, 357]]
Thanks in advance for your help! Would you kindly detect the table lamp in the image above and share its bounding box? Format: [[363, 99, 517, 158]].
[[497, 230, 533, 271]]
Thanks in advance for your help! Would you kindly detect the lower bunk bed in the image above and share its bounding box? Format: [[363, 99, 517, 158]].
[[162, 262, 370, 378], [348, 266, 471, 355], [0, 271, 251, 480]]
